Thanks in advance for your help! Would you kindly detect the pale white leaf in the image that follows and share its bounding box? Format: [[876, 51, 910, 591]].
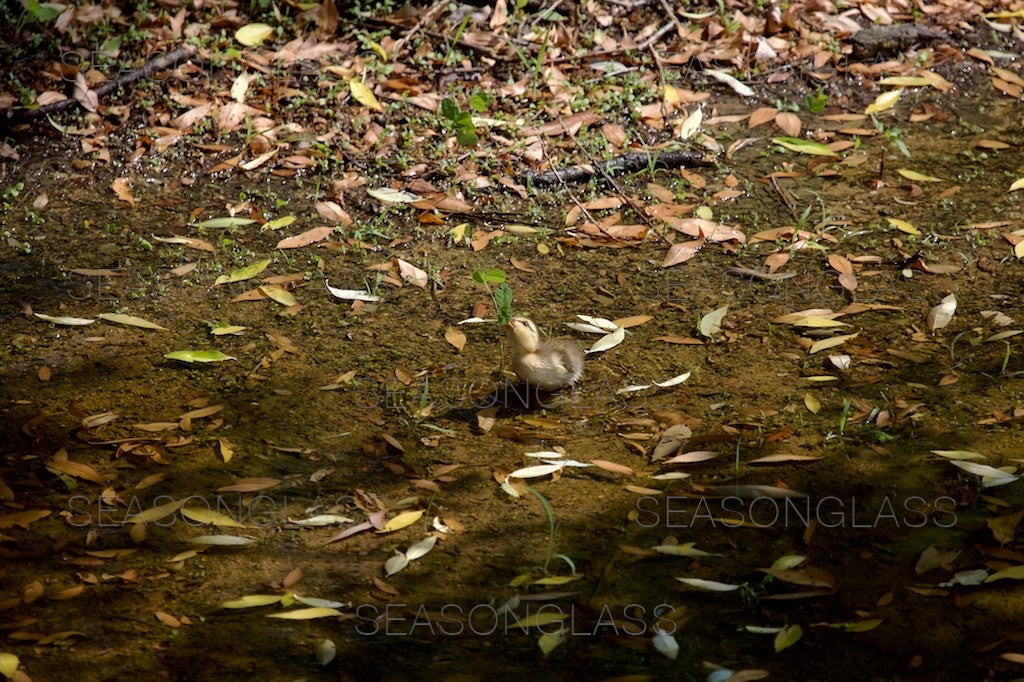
[[930, 450, 986, 461], [564, 322, 610, 334], [508, 463, 565, 479], [404, 535, 437, 561], [587, 325, 625, 353], [187, 535, 257, 546], [654, 372, 691, 387], [927, 293, 957, 331], [676, 577, 741, 591], [705, 69, 754, 96], [616, 384, 653, 394], [367, 187, 422, 203], [699, 305, 728, 337], [384, 551, 409, 576], [576, 314, 619, 332], [317, 639, 336, 666], [325, 280, 380, 302], [652, 628, 679, 659], [678, 107, 702, 140], [34, 313, 95, 326], [288, 514, 356, 527]]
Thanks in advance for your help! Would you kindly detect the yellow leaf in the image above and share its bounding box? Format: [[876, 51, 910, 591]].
[[804, 393, 821, 414], [222, 594, 285, 609], [0, 653, 19, 678], [125, 498, 185, 524], [877, 76, 931, 87], [349, 79, 383, 112], [887, 218, 921, 235], [214, 258, 271, 286], [774, 624, 803, 652], [864, 90, 900, 114], [367, 39, 388, 62], [97, 313, 167, 330], [532, 575, 579, 586], [538, 628, 567, 655], [235, 23, 274, 47], [985, 565, 1024, 582], [514, 612, 566, 628], [449, 223, 467, 242], [267, 607, 343, 619], [1009, 177, 1024, 192], [259, 284, 297, 306], [379, 509, 424, 533], [181, 505, 247, 528], [809, 333, 858, 355], [897, 169, 942, 182], [218, 437, 234, 463], [663, 84, 679, 105]]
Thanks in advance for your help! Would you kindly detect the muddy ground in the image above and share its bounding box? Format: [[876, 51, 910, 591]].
[[3, 8, 1024, 682]]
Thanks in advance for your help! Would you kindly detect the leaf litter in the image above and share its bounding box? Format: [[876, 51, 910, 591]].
[[4, 1, 1024, 680]]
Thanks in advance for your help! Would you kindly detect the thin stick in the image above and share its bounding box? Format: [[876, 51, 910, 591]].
[[391, 0, 448, 59], [12, 45, 196, 121]]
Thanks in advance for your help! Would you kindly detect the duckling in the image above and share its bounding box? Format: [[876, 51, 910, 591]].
[[505, 317, 584, 391]]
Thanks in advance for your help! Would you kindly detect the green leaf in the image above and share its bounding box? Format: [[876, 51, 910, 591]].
[[494, 283, 513, 324], [772, 137, 838, 157], [214, 258, 271, 285], [440, 98, 458, 121], [456, 128, 478, 147], [469, 93, 491, 112], [805, 90, 827, 114], [165, 350, 237, 363], [473, 268, 505, 285]]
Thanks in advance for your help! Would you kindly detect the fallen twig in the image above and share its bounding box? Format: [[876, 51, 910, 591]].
[[519, 149, 710, 186], [9, 45, 196, 121]]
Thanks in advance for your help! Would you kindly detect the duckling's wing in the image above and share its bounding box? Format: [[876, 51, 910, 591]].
[[546, 340, 584, 381]]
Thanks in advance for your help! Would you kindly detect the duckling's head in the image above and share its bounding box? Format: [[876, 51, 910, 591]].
[[506, 316, 540, 352]]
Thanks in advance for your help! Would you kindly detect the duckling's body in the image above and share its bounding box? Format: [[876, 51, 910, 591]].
[[506, 317, 584, 391]]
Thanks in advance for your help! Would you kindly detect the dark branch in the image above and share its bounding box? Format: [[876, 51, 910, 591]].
[[519, 149, 711, 187]]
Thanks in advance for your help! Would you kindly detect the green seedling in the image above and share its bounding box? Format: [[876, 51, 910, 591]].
[[838, 398, 852, 436], [440, 98, 478, 147], [472, 268, 513, 325], [526, 486, 557, 573]]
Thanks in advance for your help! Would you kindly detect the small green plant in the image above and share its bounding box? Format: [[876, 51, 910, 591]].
[[838, 398, 852, 436], [472, 267, 513, 324], [440, 98, 479, 147], [805, 89, 827, 114], [22, 0, 64, 25], [2, 182, 24, 210], [525, 486, 577, 574]]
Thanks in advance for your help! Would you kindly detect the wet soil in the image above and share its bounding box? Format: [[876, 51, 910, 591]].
[[3, 72, 1024, 682]]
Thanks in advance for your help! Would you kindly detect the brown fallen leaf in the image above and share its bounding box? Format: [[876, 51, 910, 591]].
[[662, 240, 703, 267], [276, 226, 334, 249], [111, 178, 136, 206], [444, 326, 466, 352]]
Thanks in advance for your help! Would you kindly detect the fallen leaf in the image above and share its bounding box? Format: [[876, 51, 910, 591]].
[[444, 326, 466, 351]]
